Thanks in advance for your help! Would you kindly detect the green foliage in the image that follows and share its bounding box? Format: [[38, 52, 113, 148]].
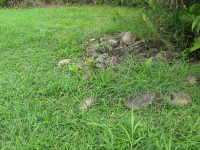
[[179, 4, 200, 53], [183, 36, 200, 53], [145, 57, 153, 69], [68, 64, 78, 73], [179, 4, 200, 33]]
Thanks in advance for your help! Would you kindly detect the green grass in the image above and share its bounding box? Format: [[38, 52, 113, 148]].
[[0, 5, 200, 149]]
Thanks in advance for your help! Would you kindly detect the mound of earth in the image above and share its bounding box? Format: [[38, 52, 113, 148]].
[[58, 31, 197, 111]]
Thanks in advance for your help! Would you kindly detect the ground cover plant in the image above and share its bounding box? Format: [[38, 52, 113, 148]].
[[0, 5, 200, 149]]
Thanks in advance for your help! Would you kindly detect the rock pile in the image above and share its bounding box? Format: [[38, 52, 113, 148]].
[[58, 31, 196, 111]]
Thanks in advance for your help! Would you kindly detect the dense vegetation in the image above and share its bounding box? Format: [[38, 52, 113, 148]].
[[0, 1, 199, 149]]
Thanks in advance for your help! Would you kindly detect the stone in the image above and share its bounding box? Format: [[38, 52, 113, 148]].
[[122, 31, 136, 45], [125, 91, 157, 110], [155, 51, 179, 62], [58, 59, 72, 67], [92, 47, 108, 55], [146, 48, 159, 57], [106, 56, 118, 66], [145, 39, 164, 48], [164, 92, 192, 106], [108, 39, 120, 48], [94, 54, 118, 69], [95, 54, 106, 69], [74, 62, 88, 69], [80, 97, 95, 109], [100, 36, 109, 43]]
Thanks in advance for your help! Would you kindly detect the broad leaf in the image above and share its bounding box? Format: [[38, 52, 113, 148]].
[[179, 11, 195, 23], [189, 37, 200, 52], [192, 18, 200, 32], [197, 23, 200, 34], [145, 57, 153, 69], [190, 4, 200, 16]]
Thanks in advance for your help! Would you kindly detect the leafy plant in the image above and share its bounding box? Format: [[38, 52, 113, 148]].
[[179, 4, 200, 53], [69, 64, 78, 73], [183, 36, 200, 53], [179, 4, 200, 33]]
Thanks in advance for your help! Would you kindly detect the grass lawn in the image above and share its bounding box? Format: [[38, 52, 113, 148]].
[[0, 5, 200, 149]]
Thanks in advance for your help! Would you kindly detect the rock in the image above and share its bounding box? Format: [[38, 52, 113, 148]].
[[146, 48, 159, 57], [58, 59, 72, 67], [92, 47, 108, 56], [74, 62, 88, 69], [122, 31, 136, 45], [164, 92, 192, 106], [106, 56, 118, 66], [95, 54, 107, 68], [100, 36, 109, 43], [80, 97, 95, 109], [125, 91, 157, 110], [108, 39, 120, 48], [155, 51, 179, 62], [145, 39, 164, 48], [95, 54, 118, 68], [111, 45, 142, 57]]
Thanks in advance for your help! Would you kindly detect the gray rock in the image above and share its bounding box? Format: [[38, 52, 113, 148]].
[[95, 54, 106, 68], [58, 59, 72, 67], [155, 51, 179, 62], [122, 31, 136, 45], [145, 39, 164, 48], [92, 47, 108, 56], [110, 45, 142, 57], [108, 39, 120, 48], [74, 62, 88, 69], [106, 56, 118, 66], [95, 54, 118, 68], [100, 36, 109, 43], [125, 91, 157, 110], [79, 97, 95, 110], [146, 48, 159, 57]]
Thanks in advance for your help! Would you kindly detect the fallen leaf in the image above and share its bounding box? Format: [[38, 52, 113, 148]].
[[71, 109, 73, 115], [170, 128, 173, 136], [160, 27, 164, 31], [89, 59, 95, 63]]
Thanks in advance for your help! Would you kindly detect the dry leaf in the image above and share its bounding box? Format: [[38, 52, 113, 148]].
[[70, 109, 73, 115], [160, 27, 164, 31], [170, 128, 173, 135], [89, 59, 95, 63]]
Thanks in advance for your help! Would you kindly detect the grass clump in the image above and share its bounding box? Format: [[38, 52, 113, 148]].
[[0, 5, 200, 149]]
